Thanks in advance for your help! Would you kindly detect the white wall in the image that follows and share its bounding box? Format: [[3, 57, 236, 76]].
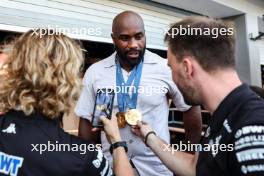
[[0, 0, 189, 50]]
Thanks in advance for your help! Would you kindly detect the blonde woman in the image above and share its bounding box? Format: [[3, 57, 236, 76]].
[[0, 29, 133, 176]]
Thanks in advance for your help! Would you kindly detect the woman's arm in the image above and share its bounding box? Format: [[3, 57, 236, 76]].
[[100, 116, 134, 176]]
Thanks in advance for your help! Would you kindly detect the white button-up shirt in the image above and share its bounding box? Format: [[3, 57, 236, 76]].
[[75, 50, 190, 176]]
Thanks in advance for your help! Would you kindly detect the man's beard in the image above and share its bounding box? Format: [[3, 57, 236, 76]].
[[116, 46, 146, 67], [177, 81, 201, 106]]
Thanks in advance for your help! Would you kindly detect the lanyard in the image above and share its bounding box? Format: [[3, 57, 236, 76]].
[[116, 56, 143, 112]]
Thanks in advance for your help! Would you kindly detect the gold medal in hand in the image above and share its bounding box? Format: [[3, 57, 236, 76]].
[[116, 112, 126, 128], [125, 109, 142, 126]]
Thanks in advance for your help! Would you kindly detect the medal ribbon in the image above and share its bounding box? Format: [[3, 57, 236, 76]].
[[116, 55, 143, 112]]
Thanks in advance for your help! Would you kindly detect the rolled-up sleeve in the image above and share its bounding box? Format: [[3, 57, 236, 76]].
[[164, 65, 191, 112], [75, 67, 96, 121]]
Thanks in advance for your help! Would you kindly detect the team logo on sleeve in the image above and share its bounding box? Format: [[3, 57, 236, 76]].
[[0, 151, 24, 176], [2, 123, 16, 134]]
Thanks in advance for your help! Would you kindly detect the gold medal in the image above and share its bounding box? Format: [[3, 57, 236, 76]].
[[116, 112, 126, 128], [125, 109, 142, 126]]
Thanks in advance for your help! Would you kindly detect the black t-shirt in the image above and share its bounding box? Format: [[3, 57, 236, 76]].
[[0, 110, 112, 176], [197, 84, 264, 176]]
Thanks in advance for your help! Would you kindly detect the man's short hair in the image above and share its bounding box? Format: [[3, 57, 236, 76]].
[[165, 16, 236, 72]]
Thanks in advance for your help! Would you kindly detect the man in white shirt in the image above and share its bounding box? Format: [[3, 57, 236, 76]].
[[75, 11, 202, 176]]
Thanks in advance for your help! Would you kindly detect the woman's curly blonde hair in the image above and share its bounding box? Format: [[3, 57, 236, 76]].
[[0, 29, 84, 119]]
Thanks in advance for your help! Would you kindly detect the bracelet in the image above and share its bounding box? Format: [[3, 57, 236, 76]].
[[110, 141, 128, 154], [144, 131, 156, 146]]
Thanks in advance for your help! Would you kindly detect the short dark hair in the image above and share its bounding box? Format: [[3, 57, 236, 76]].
[[165, 16, 236, 72]]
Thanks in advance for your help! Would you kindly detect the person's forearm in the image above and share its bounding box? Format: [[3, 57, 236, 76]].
[[109, 133, 134, 176], [112, 147, 134, 176], [183, 106, 202, 144], [147, 134, 196, 176], [78, 118, 100, 143]]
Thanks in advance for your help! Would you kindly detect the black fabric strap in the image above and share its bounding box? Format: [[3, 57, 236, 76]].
[[144, 131, 156, 146], [110, 141, 127, 154]]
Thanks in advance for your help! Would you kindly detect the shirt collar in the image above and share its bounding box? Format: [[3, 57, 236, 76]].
[[208, 83, 251, 134], [103, 49, 159, 68]]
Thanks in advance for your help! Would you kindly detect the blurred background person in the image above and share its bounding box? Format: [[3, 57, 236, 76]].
[[0, 46, 8, 74]]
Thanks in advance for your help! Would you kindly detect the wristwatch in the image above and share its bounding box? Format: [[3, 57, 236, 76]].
[[110, 141, 128, 154]]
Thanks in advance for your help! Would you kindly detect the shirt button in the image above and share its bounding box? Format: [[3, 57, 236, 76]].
[[129, 139, 134, 144]]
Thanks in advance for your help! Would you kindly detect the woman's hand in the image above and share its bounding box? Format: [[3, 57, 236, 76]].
[[96, 116, 121, 144]]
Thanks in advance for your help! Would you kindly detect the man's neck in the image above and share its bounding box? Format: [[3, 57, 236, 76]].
[[201, 70, 242, 114], [118, 58, 134, 72]]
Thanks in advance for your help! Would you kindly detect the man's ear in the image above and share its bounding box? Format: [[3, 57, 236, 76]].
[[111, 33, 115, 42], [182, 57, 194, 79], [111, 33, 116, 47]]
